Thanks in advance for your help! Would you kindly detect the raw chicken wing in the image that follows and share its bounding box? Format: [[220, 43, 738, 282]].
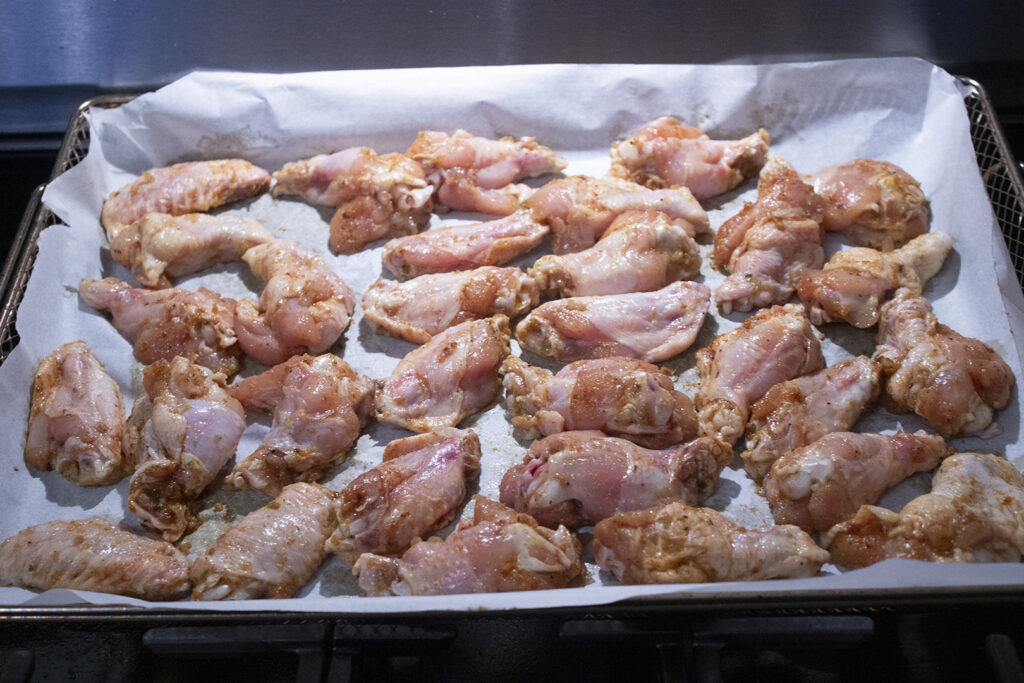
[[609, 117, 770, 199], [25, 341, 127, 486], [227, 354, 375, 496], [594, 501, 829, 584], [354, 496, 582, 596]]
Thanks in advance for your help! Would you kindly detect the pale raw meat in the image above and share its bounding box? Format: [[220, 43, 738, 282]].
[[123, 357, 246, 542], [609, 116, 770, 199], [79, 277, 242, 376], [823, 452, 1024, 568], [191, 482, 336, 600], [525, 175, 709, 254], [362, 267, 539, 344], [328, 429, 481, 563], [0, 518, 190, 601], [528, 209, 701, 298], [741, 356, 880, 483], [100, 159, 271, 239], [354, 497, 582, 596], [515, 281, 710, 363], [406, 129, 566, 214], [501, 355, 698, 449], [109, 212, 273, 288], [376, 316, 511, 432], [499, 431, 731, 528], [875, 288, 1015, 437], [381, 210, 548, 279], [797, 231, 954, 327], [696, 304, 824, 447], [235, 240, 356, 366], [227, 354, 375, 496], [25, 341, 127, 486], [764, 431, 952, 533], [594, 501, 829, 584], [271, 147, 434, 253], [809, 158, 930, 250], [714, 155, 826, 313]]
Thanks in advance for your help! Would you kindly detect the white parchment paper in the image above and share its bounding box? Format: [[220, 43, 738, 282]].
[[1, 59, 1022, 612]]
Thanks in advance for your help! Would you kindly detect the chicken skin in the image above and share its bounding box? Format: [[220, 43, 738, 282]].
[[875, 289, 1015, 437], [123, 357, 246, 542], [79, 278, 242, 376], [191, 482, 336, 600], [25, 341, 127, 486], [525, 175, 709, 254], [499, 431, 730, 528], [272, 147, 434, 254], [109, 212, 273, 288], [362, 267, 539, 344], [235, 240, 356, 366], [594, 501, 829, 584], [227, 354, 375, 496], [714, 156, 827, 313], [741, 356, 880, 483], [515, 281, 711, 363], [376, 316, 511, 432], [502, 356, 698, 449], [764, 431, 952, 533], [406, 129, 566, 215], [528, 209, 701, 298], [797, 231, 954, 327], [609, 117, 770, 199], [823, 452, 1024, 568], [0, 518, 190, 601], [328, 429, 481, 564], [100, 159, 271, 239], [354, 496, 582, 596], [696, 304, 824, 447], [381, 210, 549, 279], [809, 158, 930, 251]]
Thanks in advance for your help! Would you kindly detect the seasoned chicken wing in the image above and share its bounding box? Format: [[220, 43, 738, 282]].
[[696, 304, 824, 447], [528, 209, 701, 298], [609, 117, 770, 199], [764, 431, 952, 533], [823, 452, 1024, 567], [123, 357, 246, 542], [809, 158, 930, 250], [381, 210, 548, 279], [328, 429, 481, 563], [79, 278, 242, 376], [525, 175, 709, 254], [227, 354, 375, 496], [271, 147, 434, 253], [191, 482, 336, 600], [100, 159, 271, 239], [515, 281, 710, 363], [875, 289, 1015, 437], [109, 212, 273, 288], [406, 129, 566, 215], [0, 518, 190, 601], [714, 155, 827, 313], [25, 341, 127, 486], [354, 496, 582, 596], [376, 316, 511, 432], [362, 267, 539, 344], [235, 240, 356, 366], [741, 356, 880, 483], [797, 231, 954, 327], [502, 355, 698, 449], [594, 501, 829, 584], [499, 431, 730, 528]]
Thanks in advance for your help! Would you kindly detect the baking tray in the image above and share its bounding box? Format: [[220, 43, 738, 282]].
[[1, 77, 1022, 620]]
